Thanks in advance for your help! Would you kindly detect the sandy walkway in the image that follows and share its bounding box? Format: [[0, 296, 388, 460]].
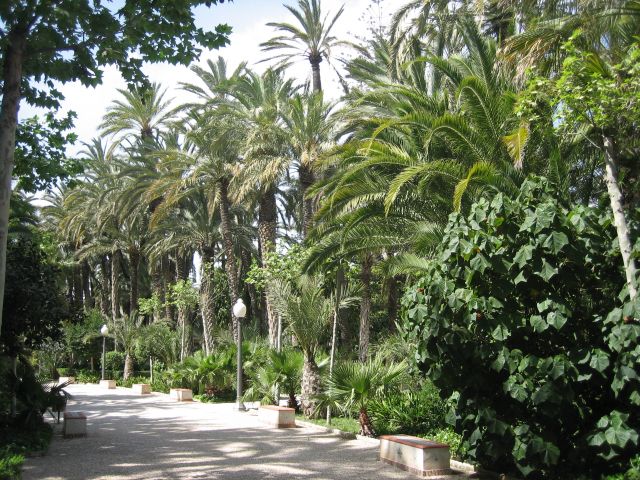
[[22, 383, 439, 479]]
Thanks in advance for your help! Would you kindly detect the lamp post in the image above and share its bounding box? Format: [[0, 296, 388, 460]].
[[100, 324, 109, 381], [233, 298, 247, 411]]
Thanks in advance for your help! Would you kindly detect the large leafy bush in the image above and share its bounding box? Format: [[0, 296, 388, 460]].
[[402, 177, 639, 479]]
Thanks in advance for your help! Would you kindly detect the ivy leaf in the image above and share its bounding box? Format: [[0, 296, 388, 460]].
[[589, 350, 610, 373], [547, 311, 567, 330], [535, 259, 558, 281], [514, 244, 533, 268], [543, 231, 569, 254], [470, 252, 491, 273], [530, 315, 548, 332], [492, 324, 511, 341]]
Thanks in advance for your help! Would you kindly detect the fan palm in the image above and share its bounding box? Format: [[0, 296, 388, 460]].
[[317, 357, 407, 436], [110, 311, 144, 380]]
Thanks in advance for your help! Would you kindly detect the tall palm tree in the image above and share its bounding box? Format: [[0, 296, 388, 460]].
[[261, 0, 345, 93], [284, 92, 337, 237], [226, 68, 296, 345]]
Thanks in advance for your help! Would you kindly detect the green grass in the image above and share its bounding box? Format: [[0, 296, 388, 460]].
[[295, 414, 360, 435]]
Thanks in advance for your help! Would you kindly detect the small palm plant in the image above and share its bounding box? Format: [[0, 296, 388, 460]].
[[110, 312, 144, 380], [316, 357, 407, 437], [244, 349, 303, 409]]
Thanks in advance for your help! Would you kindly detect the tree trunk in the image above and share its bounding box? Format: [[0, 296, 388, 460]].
[[151, 258, 164, 322], [111, 250, 121, 322], [163, 256, 175, 323], [258, 188, 278, 346], [72, 264, 83, 311], [358, 407, 375, 437], [386, 275, 399, 332], [310, 57, 322, 92], [358, 253, 373, 362], [82, 261, 93, 309], [199, 247, 216, 355], [129, 248, 140, 313], [176, 252, 191, 359], [0, 30, 26, 334], [603, 136, 638, 299], [301, 351, 321, 418], [299, 163, 316, 238], [100, 256, 111, 317], [123, 353, 134, 380], [218, 179, 240, 341]]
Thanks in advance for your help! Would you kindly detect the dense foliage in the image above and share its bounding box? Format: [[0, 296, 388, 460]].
[[402, 177, 640, 478]]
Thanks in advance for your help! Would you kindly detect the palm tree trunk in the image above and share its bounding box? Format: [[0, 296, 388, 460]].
[[387, 275, 399, 332], [176, 252, 191, 359], [100, 256, 111, 317], [301, 350, 321, 418], [358, 407, 375, 437], [163, 256, 175, 323], [129, 248, 140, 313], [358, 253, 373, 362], [0, 29, 26, 335], [299, 163, 315, 238], [603, 136, 637, 299], [199, 247, 216, 355], [123, 353, 134, 380], [151, 259, 164, 322], [258, 188, 278, 347], [218, 179, 241, 341], [310, 58, 322, 92], [111, 249, 121, 322], [73, 264, 83, 310], [82, 261, 94, 309]]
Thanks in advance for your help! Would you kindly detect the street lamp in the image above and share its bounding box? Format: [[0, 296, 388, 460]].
[[100, 324, 109, 381], [233, 298, 247, 411]]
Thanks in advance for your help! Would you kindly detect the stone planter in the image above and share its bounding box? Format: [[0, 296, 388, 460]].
[[63, 411, 87, 438], [169, 388, 193, 401], [258, 405, 296, 428], [99, 379, 116, 389], [58, 376, 75, 385], [132, 384, 151, 395]]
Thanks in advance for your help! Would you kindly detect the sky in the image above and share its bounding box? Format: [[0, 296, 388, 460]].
[[20, 0, 406, 154]]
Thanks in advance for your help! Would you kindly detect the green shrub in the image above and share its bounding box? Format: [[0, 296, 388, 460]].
[[0, 448, 24, 480], [429, 429, 466, 460], [118, 375, 149, 389], [368, 381, 447, 436], [56, 367, 76, 377], [150, 376, 170, 394], [604, 455, 640, 480], [102, 351, 125, 375], [402, 178, 640, 479], [75, 371, 100, 384]]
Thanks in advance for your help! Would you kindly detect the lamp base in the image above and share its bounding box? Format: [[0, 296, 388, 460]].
[[234, 401, 246, 412]]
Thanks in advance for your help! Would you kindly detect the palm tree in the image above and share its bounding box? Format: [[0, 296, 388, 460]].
[[110, 312, 144, 380], [269, 276, 332, 417], [284, 92, 337, 237], [317, 357, 407, 436], [261, 0, 345, 92], [227, 68, 296, 345]]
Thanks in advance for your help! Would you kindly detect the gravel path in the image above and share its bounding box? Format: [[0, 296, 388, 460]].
[[22, 384, 469, 479]]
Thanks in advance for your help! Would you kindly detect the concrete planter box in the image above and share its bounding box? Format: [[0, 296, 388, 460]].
[[99, 379, 116, 389], [379, 435, 451, 477], [170, 388, 193, 401], [258, 405, 295, 428], [63, 411, 87, 438], [58, 376, 75, 385], [132, 383, 151, 395]]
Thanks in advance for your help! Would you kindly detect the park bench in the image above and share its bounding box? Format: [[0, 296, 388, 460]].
[[258, 405, 295, 428], [379, 434, 451, 477], [63, 411, 87, 438]]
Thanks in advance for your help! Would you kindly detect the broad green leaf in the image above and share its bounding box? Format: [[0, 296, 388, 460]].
[[535, 259, 558, 281], [514, 244, 533, 268], [503, 122, 529, 169], [530, 315, 547, 332], [543, 231, 569, 254]]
